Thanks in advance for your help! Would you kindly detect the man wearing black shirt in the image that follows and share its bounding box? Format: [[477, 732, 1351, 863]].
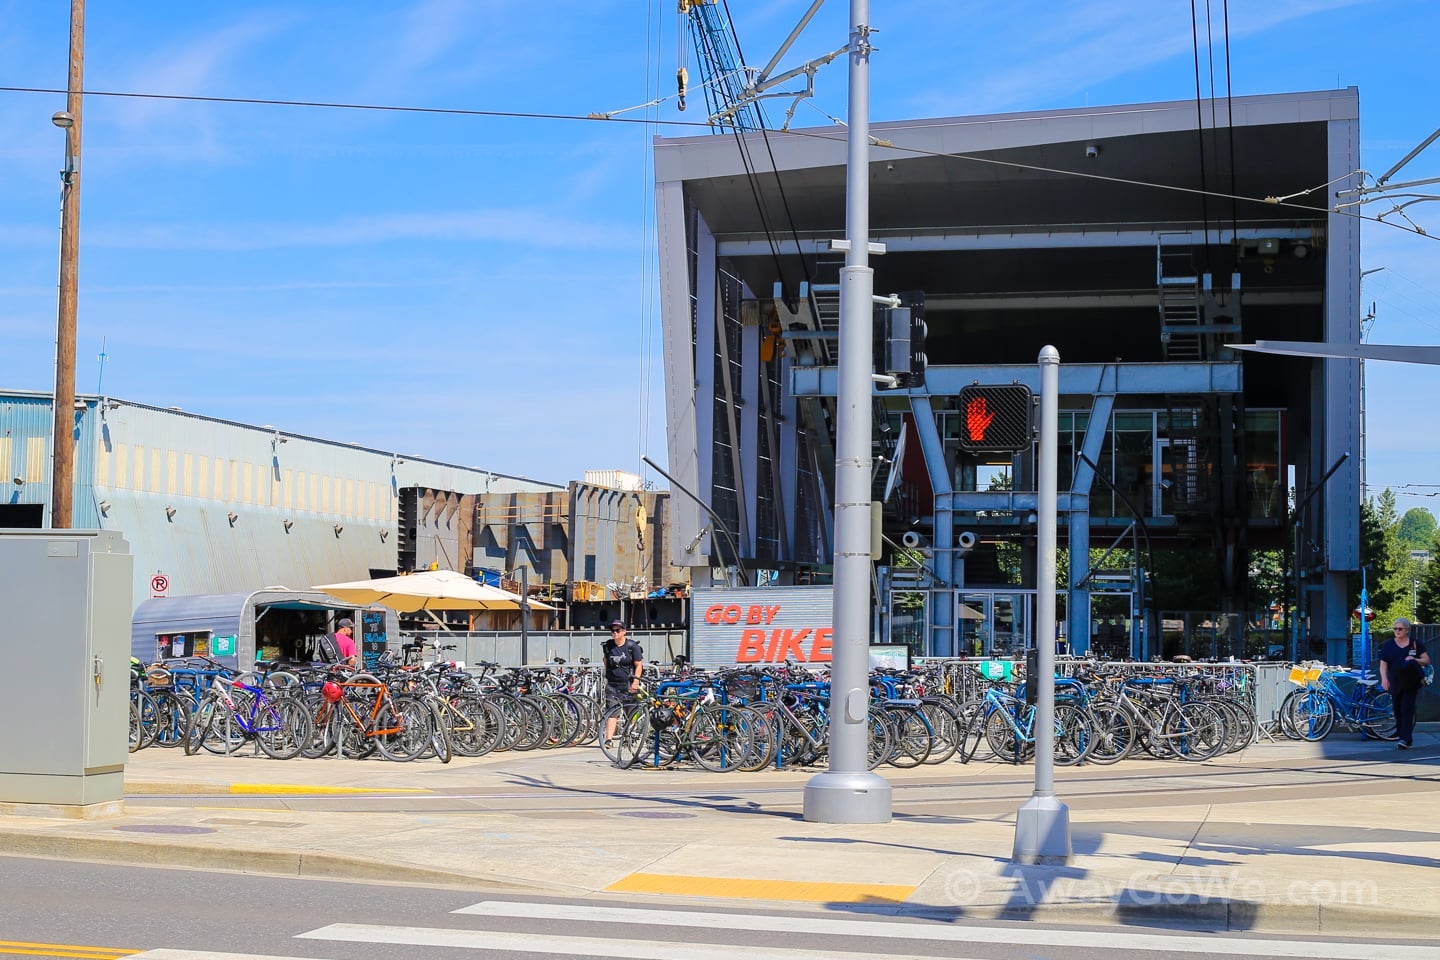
[[602, 620, 644, 745]]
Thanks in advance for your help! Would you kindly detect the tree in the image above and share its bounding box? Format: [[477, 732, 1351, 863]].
[[1397, 508, 1437, 549], [1418, 538, 1440, 623]]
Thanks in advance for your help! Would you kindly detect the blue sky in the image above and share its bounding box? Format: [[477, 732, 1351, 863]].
[[1, 0, 1437, 511]]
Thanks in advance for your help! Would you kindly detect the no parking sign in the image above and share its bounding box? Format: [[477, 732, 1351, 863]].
[[150, 574, 169, 598]]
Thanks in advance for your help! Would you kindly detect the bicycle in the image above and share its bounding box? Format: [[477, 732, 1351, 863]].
[[184, 668, 313, 760], [1280, 665, 1396, 741]]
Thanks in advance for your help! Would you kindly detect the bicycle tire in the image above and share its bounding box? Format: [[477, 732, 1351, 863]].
[[1053, 704, 1093, 766], [1359, 688, 1398, 740], [374, 696, 430, 762], [255, 695, 314, 761], [918, 699, 961, 764], [1083, 703, 1135, 765], [1164, 701, 1228, 761], [882, 705, 933, 768], [689, 704, 754, 773]]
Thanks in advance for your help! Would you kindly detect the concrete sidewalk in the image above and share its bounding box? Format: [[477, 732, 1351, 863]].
[[3, 732, 1438, 937]]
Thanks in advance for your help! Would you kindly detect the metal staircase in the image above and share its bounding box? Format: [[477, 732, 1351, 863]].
[[1157, 241, 1204, 362]]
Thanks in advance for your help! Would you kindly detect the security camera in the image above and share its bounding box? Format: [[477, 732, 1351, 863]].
[[1085, 144, 1100, 159]]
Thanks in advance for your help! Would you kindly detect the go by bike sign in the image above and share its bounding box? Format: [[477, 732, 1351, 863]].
[[690, 586, 834, 667]]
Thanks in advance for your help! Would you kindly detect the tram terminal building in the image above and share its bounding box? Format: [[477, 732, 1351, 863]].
[[655, 89, 1361, 661]]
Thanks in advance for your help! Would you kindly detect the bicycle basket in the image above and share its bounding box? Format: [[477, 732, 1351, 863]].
[[1288, 666, 1323, 686], [145, 667, 172, 688]]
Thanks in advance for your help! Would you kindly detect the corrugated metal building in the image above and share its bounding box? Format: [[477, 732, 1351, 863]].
[[0, 390, 562, 602], [655, 89, 1363, 660]]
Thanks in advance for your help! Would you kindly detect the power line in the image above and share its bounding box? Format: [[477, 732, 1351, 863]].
[[3, 82, 1433, 240]]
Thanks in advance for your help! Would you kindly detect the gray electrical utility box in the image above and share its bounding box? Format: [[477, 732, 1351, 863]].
[[0, 529, 133, 811]]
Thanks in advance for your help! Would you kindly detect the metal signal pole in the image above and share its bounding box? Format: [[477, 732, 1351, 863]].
[[803, 0, 892, 824], [50, 0, 86, 529]]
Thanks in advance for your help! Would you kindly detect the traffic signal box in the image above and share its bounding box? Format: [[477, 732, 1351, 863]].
[[958, 384, 1034, 452], [877, 291, 927, 388]]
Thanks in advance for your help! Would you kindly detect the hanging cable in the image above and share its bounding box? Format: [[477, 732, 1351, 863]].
[[1189, 0, 1214, 268], [1222, 0, 1240, 251]]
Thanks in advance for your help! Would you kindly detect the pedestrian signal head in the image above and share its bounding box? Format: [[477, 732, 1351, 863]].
[[958, 384, 1033, 452]]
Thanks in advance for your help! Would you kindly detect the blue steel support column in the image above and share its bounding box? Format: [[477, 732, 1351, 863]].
[[1067, 507, 1090, 656], [1014, 345, 1071, 864], [804, 0, 891, 823], [910, 396, 955, 656], [1068, 381, 1115, 659]]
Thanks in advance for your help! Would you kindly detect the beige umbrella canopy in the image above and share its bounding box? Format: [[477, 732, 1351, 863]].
[[958, 603, 985, 621], [314, 569, 553, 613]]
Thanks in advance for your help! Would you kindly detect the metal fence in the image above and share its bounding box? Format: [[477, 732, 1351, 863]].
[[394, 629, 687, 669]]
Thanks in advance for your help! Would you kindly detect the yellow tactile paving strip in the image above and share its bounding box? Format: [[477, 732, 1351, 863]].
[[228, 784, 431, 795], [0, 939, 137, 959], [605, 872, 916, 903]]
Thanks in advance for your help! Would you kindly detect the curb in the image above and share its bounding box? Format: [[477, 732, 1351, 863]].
[[0, 829, 551, 895]]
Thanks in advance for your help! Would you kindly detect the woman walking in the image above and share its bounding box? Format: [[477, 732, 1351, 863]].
[[1378, 618, 1430, 749]]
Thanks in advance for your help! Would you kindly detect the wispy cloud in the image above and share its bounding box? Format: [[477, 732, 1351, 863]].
[[75, 208, 641, 252], [105, 13, 295, 128], [902, 0, 1383, 115]]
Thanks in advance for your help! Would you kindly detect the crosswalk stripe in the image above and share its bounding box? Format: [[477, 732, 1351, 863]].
[[297, 923, 963, 960], [126, 952, 312, 960], [453, 900, 1434, 960]]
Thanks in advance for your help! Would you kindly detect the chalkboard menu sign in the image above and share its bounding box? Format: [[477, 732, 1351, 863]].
[[361, 609, 387, 669]]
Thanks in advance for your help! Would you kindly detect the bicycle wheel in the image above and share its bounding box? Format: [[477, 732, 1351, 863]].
[[689, 704, 755, 773], [150, 691, 191, 748], [883, 705, 933, 768], [301, 699, 338, 758], [1163, 701, 1227, 761], [444, 696, 492, 757], [1053, 704, 1094, 766], [509, 698, 550, 752], [132, 690, 160, 751], [1083, 704, 1135, 765], [954, 700, 994, 763], [984, 705, 1031, 764], [865, 707, 893, 771], [1283, 688, 1334, 742], [918, 700, 962, 764], [374, 697, 430, 762], [1358, 689, 1399, 740], [426, 699, 453, 763], [255, 696, 314, 761]]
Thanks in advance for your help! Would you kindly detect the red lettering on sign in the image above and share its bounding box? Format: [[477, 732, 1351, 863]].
[[723, 605, 742, 624], [745, 605, 766, 624], [809, 628, 833, 662], [736, 629, 767, 663], [773, 628, 811, 662], [704, 604, 725, 625]]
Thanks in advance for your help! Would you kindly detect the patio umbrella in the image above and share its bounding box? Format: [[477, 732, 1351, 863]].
[[958, 603, 985, 621], [314, 569, 553, 613]]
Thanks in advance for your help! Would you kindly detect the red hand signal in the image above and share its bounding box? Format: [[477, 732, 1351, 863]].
[[965, 396, 995, 441]]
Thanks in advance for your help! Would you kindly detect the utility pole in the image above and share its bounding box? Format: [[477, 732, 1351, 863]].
[[803, 0, 892, 824], [50, 0, 86, 529]]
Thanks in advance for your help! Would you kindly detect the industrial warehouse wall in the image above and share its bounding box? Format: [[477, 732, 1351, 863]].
[[0, 390, 561, 602]]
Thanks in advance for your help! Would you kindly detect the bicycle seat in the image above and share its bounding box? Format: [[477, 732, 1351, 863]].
[[1356, 676, 1379, 686]]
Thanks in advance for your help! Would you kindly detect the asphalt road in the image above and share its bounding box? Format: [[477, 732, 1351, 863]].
[[2, 856, 1434, 960]]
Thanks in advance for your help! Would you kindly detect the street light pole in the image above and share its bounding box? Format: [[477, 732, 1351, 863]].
[[50, 0, 86, 529], [1013, 346, 1070, 864], [803, 0, 891, 823]]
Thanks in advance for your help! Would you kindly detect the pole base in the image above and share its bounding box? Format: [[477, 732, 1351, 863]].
[[1012, 794, 1071, 864], [803, 770, 893, 823]]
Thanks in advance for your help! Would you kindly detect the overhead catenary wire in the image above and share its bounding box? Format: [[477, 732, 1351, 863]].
[[1, 84, 1432, 240]]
